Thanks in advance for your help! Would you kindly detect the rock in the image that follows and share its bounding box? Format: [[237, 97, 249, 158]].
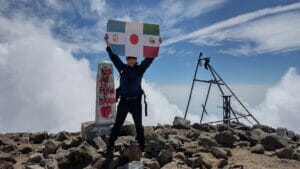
[[186, 156, 203, 168], [172, 116, 190, 129], [215, 131, 235, 147], [192, 123, 212, 132], [211, 147, 228, 159], [61, 137, 81, 150], [25, 164, 44, 169], [217, 159, 228, 168], [18, 144, 34, 154], [143, 158, 160, 169], [216, 124, 231, 132], [275, 148, 293, 159], [198, 136, 218, 148], [260, 134, 289, 151], [252, 125, 276, 133], [144, 126, 157, 142], [29, 132, 48, 144], [249, 128, 268, 142], [55, 131, 71, 141], [167, 135, 182, 150], [144, 140, 163, 159], [0, 161, 14, 169], [67, 146, 96, 168], [43, 140, 59, 156], [28, 153, 43, 163], [286, 130, 298, 141], [120, 124, 136, 136], [0, 152, 17, 164], [120, 141, 142, 162], [161, 161, 190, 169], [173, 152, 185, 161], [1, 144, 17, 153], [250, 144, 264, 154], [186, 130, 200, 140], [91, 136, 107, 150], [157, 148, 173, 167], [276, 127, 288, 137], [292, 148, 300, 161]]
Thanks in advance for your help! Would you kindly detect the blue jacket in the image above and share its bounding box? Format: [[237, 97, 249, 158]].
[[106, 46, 154, 98]]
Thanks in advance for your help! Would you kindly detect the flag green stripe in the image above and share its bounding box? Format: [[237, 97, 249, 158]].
[[143, 23, 160, 35]]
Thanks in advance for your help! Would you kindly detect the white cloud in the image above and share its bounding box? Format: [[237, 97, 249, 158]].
[[0, 16, 95, 133], [0, 14, 200, 133], [251, 68, 300, 132], [163, 2, 300, 55]]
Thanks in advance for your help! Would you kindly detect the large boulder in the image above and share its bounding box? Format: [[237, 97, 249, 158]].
[[144, 140, 163, 159], [157, 148, 173, 167], [275, 148, 293, 159], [18, 144, 34, 154], [250, 144, 264, 154], [120, 141, 142, 162], [215, 131, 236, 147], [43, 140, 59, 156], [172, 116, 190, 129], [260, 134, 289, 151], [29, 132, 48, 144]]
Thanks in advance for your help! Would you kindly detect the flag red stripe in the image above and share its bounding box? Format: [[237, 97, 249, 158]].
[[143, 46, 159, 58]]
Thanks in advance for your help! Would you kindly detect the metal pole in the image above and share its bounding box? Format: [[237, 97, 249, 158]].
[[184, 52, 202, 119], [209, 66, 260, 125], [200, 82, 212, 123]]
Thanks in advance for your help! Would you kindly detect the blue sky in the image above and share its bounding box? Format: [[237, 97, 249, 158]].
[[0, 0, 300, 132], [3, 0, 299, 84]]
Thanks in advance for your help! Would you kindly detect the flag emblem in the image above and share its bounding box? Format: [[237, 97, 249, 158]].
[[107, 20, 160, 58]]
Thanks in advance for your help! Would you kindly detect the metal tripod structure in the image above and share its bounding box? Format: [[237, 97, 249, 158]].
[[184, 52, 260, 125]]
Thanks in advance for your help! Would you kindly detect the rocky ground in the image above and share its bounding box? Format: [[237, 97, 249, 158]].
[[0, 116, 300, 169]]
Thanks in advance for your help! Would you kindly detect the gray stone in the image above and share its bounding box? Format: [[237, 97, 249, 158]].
[[172, 116, 190, 129], [250, 144, 264, 154], [215, 131, 235, 147], [0, 161, 14, 169], [217, 159, 228, 168], [157, 148, 173, 167], [252, 125, 276, 133], [260, 134, 289, 151], [143, 158, 160, 169], [18, 144, 34, 154], [167, 135, 182, 150], [275, 148, 293, 159], [25, 164, 44, 169], [29, 132, 48, 144], [0, 152, 17, 164], [173, 152, 185, 161], [28, 153, 43, 163], [198, 136, 218, 148], [211, 147, 227, 159], [120, 142, 142, 162], [43, 140, 59, 156], [55, 131, 71, 141], [276, 128, 288, 137], [145, 140, 163, 159], [186, 156, 203, 168]]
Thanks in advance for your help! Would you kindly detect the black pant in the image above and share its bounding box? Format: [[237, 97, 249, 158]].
[[108, 97, 145, 149]]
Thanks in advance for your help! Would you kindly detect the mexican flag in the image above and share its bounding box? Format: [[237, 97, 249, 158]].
[[107, 20, 160, 58]]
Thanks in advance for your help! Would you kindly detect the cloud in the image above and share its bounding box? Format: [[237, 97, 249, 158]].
[[251, 68, 300, 132], [0, 15, 95, 133], [163, 2, 300, 55], [0, 13, 199, 132]]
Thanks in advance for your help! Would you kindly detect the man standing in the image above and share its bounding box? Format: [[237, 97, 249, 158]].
[[104, 33, 160, 158]]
